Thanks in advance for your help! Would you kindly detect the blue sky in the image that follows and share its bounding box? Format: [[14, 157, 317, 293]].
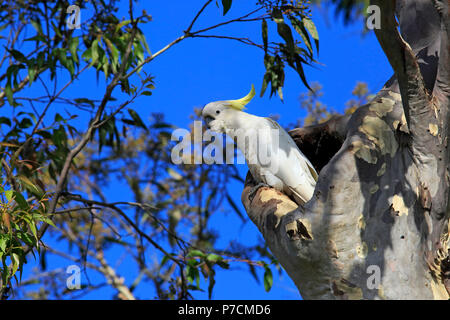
[[4, 1, 393, 299]]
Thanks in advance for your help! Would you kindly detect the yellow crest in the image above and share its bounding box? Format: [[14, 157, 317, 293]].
[[226, 84, 255, 111]]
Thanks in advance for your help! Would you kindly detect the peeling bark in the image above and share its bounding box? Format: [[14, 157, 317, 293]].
[[241, 0, 450, 299]]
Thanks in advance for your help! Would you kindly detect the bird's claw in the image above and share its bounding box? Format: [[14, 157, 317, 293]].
[[248, 183, 270, 202]]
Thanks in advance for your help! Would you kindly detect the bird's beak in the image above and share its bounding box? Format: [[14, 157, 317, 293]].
[[204, 115, 214, 128]]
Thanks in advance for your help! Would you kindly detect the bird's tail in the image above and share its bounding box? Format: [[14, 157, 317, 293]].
[[286, 186, 311, 206]]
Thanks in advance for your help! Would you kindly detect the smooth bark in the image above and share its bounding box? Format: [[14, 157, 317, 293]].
[[242, 0, 450, 299]]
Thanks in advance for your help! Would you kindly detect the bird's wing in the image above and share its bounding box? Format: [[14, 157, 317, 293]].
[[265, 117, 318, 182], [265, 117, 318, 202], [286, 185, 309, 205]]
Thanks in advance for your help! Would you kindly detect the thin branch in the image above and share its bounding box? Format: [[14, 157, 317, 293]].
[[63, 195, 190, 298], [96, 248, 136, 300], [185, 0, 213, 33], [124, 7, 266, 81], [63, 196, 180, 264], [123, 34, 187, 81], [190, 7, 265, 35], [53, 206, 103, 214], [11, 64, 89, 163], [190, 34, 266, 51]]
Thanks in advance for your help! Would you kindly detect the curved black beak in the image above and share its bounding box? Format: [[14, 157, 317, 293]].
[[204, 115, 214, 128]]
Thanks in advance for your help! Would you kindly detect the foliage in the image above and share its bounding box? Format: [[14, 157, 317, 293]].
[[257, 0, 320, 98], [0, 0, 324, 299], [312, 0, 369, 25], [286, 81, 372, 129]]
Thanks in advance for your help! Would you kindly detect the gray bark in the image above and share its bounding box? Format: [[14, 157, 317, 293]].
[[242, 0, 450, 299]]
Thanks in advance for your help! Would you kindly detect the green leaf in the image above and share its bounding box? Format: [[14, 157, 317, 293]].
[[19, 117, 33, 129], [137, 32, 151, 55], [28, 67, 36, 86], [272, 9, 295, 52], [8, 49, 28, 64], [206, 254, 223, 263], [74, 98, 95, 109], [5, 190, 13, 202], [52, 126, 68, 149], [294, 56, 311, 91], [302, 18, 319, 53], [17, 232, 35, 247], [54, 113, 64, 123], [186, 264, 200, 288], [17, 175, 44, 198], [0, 234, 7, 253], [263, 266, 273, 292], [69, 37, 79, 63], [0, 117, 12, 127], [160, 254, 171, 268], [278, 86, 283, 101], [90, 39, 99, 67], [24, 35, 46, 43], [11, 252, 20, 276], [187, 249, 205, 258], [260, 71, 271, 98], [262, 19, 268, 53], [127, 109, 147, 131], [289, 17, 313, 57], [12, 190, 28, 210], [208, 272, 215, 299], [30, 19, 43, 35], [102, 56, 109, 79], [221, 0, 232, 15], [82, 47, 92, 62], [104, 37, 119, 73], [42, 217, 57, 228], [134, 40, 144, 65], [4, 84, 13, 106], [115, 20, 131, 33], [29, 221, 37, 241]]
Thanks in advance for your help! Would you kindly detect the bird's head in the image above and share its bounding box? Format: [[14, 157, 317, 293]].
[[202, 84, 255, 133]]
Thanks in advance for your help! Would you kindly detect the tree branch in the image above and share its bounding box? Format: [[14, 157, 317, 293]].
[[371, 0, 431, 134], [95, 249, 136, 300], [185, 0, 213, 33]]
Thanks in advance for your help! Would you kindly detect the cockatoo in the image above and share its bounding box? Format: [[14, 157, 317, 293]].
[[202, 85, 318, 205]]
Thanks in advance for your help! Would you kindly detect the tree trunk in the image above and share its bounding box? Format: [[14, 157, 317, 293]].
[[241, 0, 450, 299]]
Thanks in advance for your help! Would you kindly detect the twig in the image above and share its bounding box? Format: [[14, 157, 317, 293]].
[[190, 7, 265, 35], [185, 0, 213, 34]]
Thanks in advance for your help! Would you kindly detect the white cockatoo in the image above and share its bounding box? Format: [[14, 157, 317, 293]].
[[202, 85, 318, 205]]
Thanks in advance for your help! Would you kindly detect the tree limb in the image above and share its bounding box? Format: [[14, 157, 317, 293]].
[[371, 0, 431, 137]]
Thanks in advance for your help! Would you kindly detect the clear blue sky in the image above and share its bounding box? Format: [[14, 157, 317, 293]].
[[7, 1, 393, 300]]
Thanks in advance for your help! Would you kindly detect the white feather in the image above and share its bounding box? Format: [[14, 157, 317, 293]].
[[202, 100, 318, 205]]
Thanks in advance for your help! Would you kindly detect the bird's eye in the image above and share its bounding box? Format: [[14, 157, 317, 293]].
[[216, 110, 220, 114]]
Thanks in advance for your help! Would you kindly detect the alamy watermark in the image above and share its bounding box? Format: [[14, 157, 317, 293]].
[[366, 264, 381, 290], [170, 121, 280, 173], [366, 5, 381, 30], [66, 264, 81, 290], [66, 5, 81, 30]]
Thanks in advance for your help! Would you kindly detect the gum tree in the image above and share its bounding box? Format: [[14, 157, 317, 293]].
[[242, 0, 450, 299]]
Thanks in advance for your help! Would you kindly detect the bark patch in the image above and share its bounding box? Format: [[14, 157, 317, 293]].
[[331, 279, 363, 300], [285, 219, 313, 241], [359, 116, 398, 157], [391, 195, 409, 216]]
